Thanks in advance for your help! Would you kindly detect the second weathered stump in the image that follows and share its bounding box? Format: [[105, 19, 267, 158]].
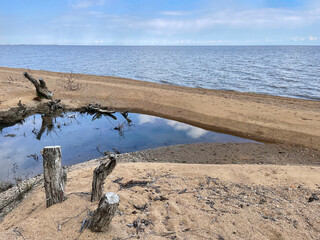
[[87, 192, 120, 232], [41, 146, 67, 207], [91, 155, 117, 202]]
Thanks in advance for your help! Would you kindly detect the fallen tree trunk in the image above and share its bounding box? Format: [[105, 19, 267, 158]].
[[87, 192, 120, 232], [23, 72, 53, 99], [41, 146, 67, 207], [91, 155, 117, 202]]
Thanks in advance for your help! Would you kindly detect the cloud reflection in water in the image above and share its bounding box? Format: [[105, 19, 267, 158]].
[[165, 120, 207, 139]]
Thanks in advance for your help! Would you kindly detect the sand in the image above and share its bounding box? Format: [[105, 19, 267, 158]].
[[0, 66, 320, 239], [0, 162, 319, 240], [0, 67, 320, 149]]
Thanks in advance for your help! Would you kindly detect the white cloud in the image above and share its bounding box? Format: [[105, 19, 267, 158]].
[[291, 35, 318, 41], [127, 8, 320, 35], [166, 120, 207, 139], [138, 115, 157, 124], [308, 35, 318, 41]]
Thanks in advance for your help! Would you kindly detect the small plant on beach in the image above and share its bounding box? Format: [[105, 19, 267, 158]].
[[63, 72, 81, 91], [12, 163, 22, 196], [6, 76, 16, 82]]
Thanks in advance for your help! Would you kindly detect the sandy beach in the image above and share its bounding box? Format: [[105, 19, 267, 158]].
[[0, 67, 320, 149], [0, 66, 320, 239]]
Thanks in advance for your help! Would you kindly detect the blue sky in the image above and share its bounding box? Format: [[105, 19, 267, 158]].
[[1, 0, 319, 45]]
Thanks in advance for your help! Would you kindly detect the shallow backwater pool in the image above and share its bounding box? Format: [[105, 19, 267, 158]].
[[0, 112, 256, 180]]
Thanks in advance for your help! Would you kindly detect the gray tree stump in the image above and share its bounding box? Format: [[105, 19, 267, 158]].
[[88, 192, 120, 232], [91, 155, 117, 202], [41, 146, 67, 207], [23, 72, 53, 99]]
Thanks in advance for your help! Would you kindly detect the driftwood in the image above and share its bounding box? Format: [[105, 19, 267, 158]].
[[87, 192, 120, 232], [91, 155, 117, 202], [86, 104, 116, 114], [23, 72, 53, 99], [41, 146, 67, 207]]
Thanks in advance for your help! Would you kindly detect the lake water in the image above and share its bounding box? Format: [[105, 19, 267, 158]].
[[0, 112, 256, 180], [0, 45, 319, 101]]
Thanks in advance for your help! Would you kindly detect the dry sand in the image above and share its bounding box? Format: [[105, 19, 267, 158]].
[[0, 162, 319, 240], [0, 66, 320, 239]]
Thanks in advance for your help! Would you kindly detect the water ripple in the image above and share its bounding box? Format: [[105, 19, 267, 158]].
[[0, 45, 319, 101]]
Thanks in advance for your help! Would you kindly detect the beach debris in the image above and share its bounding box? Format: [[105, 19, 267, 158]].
[[91, 154, 117, 202], [0, 182, 14, 193], [119, 180, 152, 189], [41, 146, 67, 207], [133, 203, 148, 212], [82, 104, 118, 122], [27, 153, 39, 162], [112, 177, 124, 183], [85, 192, 120, 232], [153, 195, 169, 201], [23, 72, 53, 99], [85, 103, 116, 115], [178, 188, 187, 194], [4, 134, 16, 138], [13, 227, 26, 240], [128, 217, 152, 236], [218, 235, 225, 240], [206, 200, 215, 208], [121, 111, 132, 124], [95, 144, 105, 156], [112, 147, 121, 154], [47, 99, 63, 112], [308, 193, 319, 202], [17, 100, 26, 111]]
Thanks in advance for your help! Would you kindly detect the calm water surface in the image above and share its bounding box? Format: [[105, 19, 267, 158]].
[[0, 45, 319, 100], [0, 112, 256, 180]]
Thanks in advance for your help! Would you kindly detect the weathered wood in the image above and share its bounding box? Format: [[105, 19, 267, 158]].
[[91, 155, 117, 202], [41, 146, 67, 207], [23, 72, 53, 99], [87, 192, 120, 232], [86, 104, 116, 114]]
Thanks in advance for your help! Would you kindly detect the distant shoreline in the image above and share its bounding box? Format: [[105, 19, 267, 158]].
[[1, 44, 320, 46]]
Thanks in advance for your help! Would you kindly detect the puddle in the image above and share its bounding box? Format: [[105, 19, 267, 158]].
[[0, 112, 256, 180]]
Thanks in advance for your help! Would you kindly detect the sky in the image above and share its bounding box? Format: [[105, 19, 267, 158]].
[[0, 0, 319, 45]]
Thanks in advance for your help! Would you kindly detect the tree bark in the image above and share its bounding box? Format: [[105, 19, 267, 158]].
[[91, 155, 117, 202], [88, 192, 120, 232], [23, 72, 53, 99], [41, 146, 67, 207]]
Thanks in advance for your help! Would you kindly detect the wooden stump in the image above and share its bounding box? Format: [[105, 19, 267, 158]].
[[91, 155, 117, 202], [88, 192, 120, 232], [41, 146, 67, 207], [23, 72, 53, 99]]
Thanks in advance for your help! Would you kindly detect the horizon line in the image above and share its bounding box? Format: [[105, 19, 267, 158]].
[[1, 44, 320, 47]]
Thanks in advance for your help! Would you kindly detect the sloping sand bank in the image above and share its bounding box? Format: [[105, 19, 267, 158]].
[[0, 162, 319, 240], [0, 67, 320, 149]]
